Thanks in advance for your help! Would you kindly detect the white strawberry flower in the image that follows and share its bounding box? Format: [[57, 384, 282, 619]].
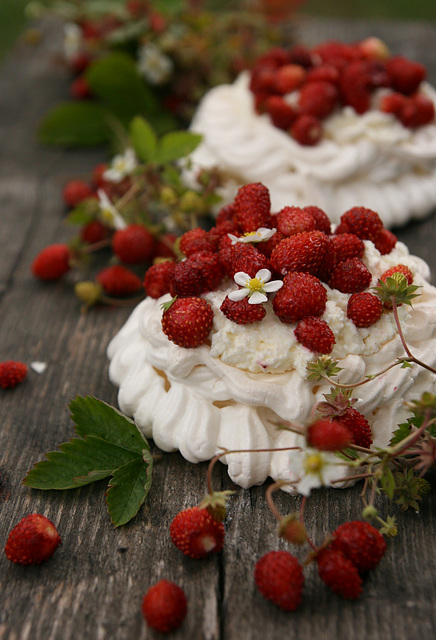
[[103, 148, 138, 183], [63, 23, 83, 62], [228, 227, 277, 245], [97, 190, 126, 230], [288, 448, 342, 496], [228, 268, 283, 305], [137, 43, 174, 85]]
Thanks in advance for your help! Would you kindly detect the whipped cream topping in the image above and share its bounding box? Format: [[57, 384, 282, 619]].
[[108, 240, 436, 490], [186, 72, 436, 226]]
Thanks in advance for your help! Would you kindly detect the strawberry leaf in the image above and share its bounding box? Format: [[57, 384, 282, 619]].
[[156, 131, 203, 164], [106, 451, 154, 527], [130, 116, 158, 163]]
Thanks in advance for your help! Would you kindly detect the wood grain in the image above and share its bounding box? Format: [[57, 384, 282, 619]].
[[0, 16, 435, 640]]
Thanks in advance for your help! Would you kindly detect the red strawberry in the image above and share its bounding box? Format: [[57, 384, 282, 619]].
[[254, 550, 304, 611], [347, 292, 383, 328], [408, 92, 435, 126], [307, 418, 352, 451], [162, 297, 213, 348], [307, 64, 341, 86], [112, 224, 155, 264], [179, 228, 215, 256], [224, 242, 270, 279], [373, 228, 397, 255], [294, 316, 335, 354], [207, 220, 239, 247], [143, 261, 176, 299], [31, 244, 71, 281], [274, 64, 306, 94], [270, 230, 330, 276], [142, 580, 187, 633], [379, 91, 408, 117], [380, 264, 414, 285], [153, 232, 177, 260], [190, 251, 224, 291], [303, 205, 332, 235], [331, 521, 387, 572], [0, 360, 28, 389], [70, 75, 92, 99], [316, 548, 362, 600], [216, 203, 236, 225], [335, 407, 373, 449], [5, 514, 61, 565], [290, 114, 323, 145], [220, 295, 267, 324], [272, 272, 327, 323], [298, 80, 338, 119], [62, 180, 93, 208], [329, 257, 372, 294], [331, 233, 365, 263], [288, 44, 313, 68], [96, 265, 142, 296], [336, 207, 384, 242], [265, 95, 297, 130], [70, 52, 92, 74], [313, 41, 359, 65], [170, 506, 224, 559], [233, 183, 271, 233], [91, 163, 108, 188], [79, 220, 110, 245], [387, 55, 426, 95], [170, 259, 205, 297], [276, 206, 316, 236], [256, 230, 285, 258]]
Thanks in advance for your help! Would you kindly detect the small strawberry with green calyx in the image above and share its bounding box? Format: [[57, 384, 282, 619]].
[[315, 389, 372, 448], [170, 506, 225, 559], [306, 356, 343, 381], [373, 273, 420, 309], [161, 296, 214, 348], [307, 418, 352, 452], [5, 514, 61, 565], [278, 514, 307, 545], [198, 490, 235, 523]]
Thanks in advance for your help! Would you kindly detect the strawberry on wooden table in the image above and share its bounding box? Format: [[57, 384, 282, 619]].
[[142, 580, 187, 633], [0, 360, 28, 389], [170, 506, 225, 559], [254, 550, 304, 611], [5, 514, 61, 565]]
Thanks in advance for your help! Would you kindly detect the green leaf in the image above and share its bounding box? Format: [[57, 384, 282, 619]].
[[106, 451, 153, 527], [156, 131, 203, 164], [69, 396, 149, 455], [390, 422, 412, 446], [152, 0, 184, 16], [380, 466, 396, 500], [38, 102, 111, 146], [335, 447, 360, 462], [65, 207, 95, 226], [130, 116, 158, 163]]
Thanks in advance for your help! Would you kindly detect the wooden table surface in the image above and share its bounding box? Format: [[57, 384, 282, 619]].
[[1, 16, 436, 640]]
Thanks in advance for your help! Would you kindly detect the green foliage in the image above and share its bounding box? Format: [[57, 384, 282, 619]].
[[37, 102, 112, 146], [129, 116, 202, 164]]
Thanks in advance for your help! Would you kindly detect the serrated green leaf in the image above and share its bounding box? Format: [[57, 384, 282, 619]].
[[335, 447, 360, 462], [23, 435, 140, 490], [69, 396, 149, 455], [380, 466, 396, 500], [130, 116, 158, 163], [38, 102, 111, 146], [390, 422, 412, 446], [106, 452, 153, 526], [156, 131, 203, 164]]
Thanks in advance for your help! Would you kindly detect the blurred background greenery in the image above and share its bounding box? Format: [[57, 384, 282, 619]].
[[1, 0, 436, 63]]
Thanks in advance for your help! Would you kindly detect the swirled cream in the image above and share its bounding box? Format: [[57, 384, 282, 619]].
[[186, 72, 436, 227], [107, 240, 436, 489]]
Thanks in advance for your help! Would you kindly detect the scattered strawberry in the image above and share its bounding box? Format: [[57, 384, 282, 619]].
[[307, 418, 352, 451], [5, 514, 61, 565], [179, 228, 215, 256], [270, 230, 330, 276], [144, 261, 176, 298], [331, 521, 387, 572], [254, 550, 304, 611], [220, 295, 267, 324], [294, 316, 336, 354], [170, 506, 225, 559], [272, 272, 327, 323], [162, 297, 213, 348], [276, 206, 316, 236], [31, 244, 71, 281], [0, 360, 28, 389], [233, 183, 271, 233], [112, 224, 155, 264], [380, 264, 414, 285], [316, 547, 362, 599], [334, 407, 373, 449], [347, 292, 383, 328], [79, 220, 111, 245], [62, 180, 93, 208], [290, 114, 323, 146], [142, 580, 187, 633], [96, 265, 142, 296], [335, 207, 384, 242], [329, 258, 372, 294]]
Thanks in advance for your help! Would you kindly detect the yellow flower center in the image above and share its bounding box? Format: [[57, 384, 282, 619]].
[[304, 453, 325, 475], [243, 231, 257, 238], [101, 207, 114, 223], [247, 277, 263, 292]]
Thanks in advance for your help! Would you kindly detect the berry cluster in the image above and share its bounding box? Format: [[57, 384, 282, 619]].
[[249, 38, 435, 145], [154, 182, 409, 355]]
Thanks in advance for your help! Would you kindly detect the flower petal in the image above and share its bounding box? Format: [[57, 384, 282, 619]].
[[255, 268, 272, 283], [248, 291, 268, 304], [234, 272, 250, 287], [264, 280, 284, 292], [228, 289, 250, 301]]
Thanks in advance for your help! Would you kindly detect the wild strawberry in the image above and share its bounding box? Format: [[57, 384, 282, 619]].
[[207, 221, 238, 247], [409, 92, 435, 126], [170, 259, 205, 297], [336, 206, 384, 242], [329, 257, 372, 294], [270, 230, 330, 276], [62, 180, 93, 208], [265, 95, 297, 130], [380, 264, 414, 285], [142, 580, 187, 633], [387, 55, 426, 95], [91, 163, 108, 188], [250, 67, 277, 94], [288, 44, 313, 68], [70, 76, 92, 100], [331, 521, 387, 572], [170, 506, 224, 559], [379, 91, 408, 117], [316, 548, 362, 600], [190, 251, 224, 291], [276, 206, 316, 237], [216, 203, 236, 225], [298, 80, 338, 119], [31, 244, 71, 281], [0, 360, 28, 389], [96, 265, 142, 296], [162, 297, 213, 348], [179, 228, 215, 257], [256, 230, 285, 258], [5, 514, 61, 565], [255, 47, 291, 70], [233, 183, 271, 233], [294, 316, 335, 354], [112, 224, 155, 264], [220, 295, 267, 324], [373, 228, 397, 255], [331, 233, 365, 263], [272, 272, 327, 323], [79, 220, 111, 245], [70, 52, 92, 74], [347, 292, 383, 328], [153, 232, 177, 260], [303, 205, 332, 235], [313, 41, 358, 65], [307, 64, 341, 85], [335, 407, 373, 449], [143, 261, 176, 298], [290, 114, 323, 145], [224, 242, 270, 279], [307, 418, 352, 451], [254, 550, 304, 611], [358, 37, 390, 61], [274, 63, 306, 94]]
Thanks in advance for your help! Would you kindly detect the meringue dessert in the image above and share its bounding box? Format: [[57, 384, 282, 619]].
[[187, 39, 436, 227], [107, 185, 436, 491]]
